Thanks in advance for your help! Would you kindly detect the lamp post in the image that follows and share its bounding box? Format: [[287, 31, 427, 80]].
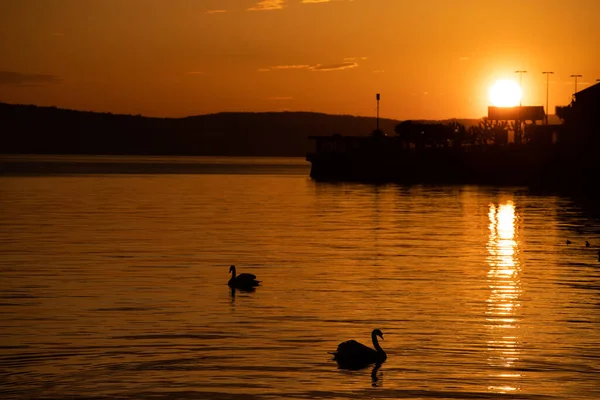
[[514, 70, 527, 144], [515, 70, 527, 106], [542, 71, 553, 125], [570, 74, 582, 94], [376, 93, 380, 132]]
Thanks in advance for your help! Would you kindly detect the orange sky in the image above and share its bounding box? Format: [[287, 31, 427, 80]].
[[0, 0, 598, 120]]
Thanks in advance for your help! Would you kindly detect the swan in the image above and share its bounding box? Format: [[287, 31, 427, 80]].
[[228, 265, 260, 289], [331, 329, 387, 369], [585, 240, 590, 248]]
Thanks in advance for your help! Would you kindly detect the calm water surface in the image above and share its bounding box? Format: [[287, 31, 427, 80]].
[[1, 156, 600, 400]]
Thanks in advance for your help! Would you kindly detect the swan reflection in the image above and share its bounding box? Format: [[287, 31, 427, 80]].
[[231, 286, 256, 294], [230, 286, 256, 307], [336, 361, 383, 387], [371, 363, 383, 387], [486, 201, 522, 394]]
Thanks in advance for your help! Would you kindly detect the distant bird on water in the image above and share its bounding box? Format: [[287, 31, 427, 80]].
[[228, 265, 260, 289], [331, 329, 387, 370], [566, 240, 572, 245], [585, 240, 590, 248]]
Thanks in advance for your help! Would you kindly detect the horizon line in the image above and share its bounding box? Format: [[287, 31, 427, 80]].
[[0, 100, 494, 122]]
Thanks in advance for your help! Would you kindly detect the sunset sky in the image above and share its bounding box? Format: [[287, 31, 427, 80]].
[[1, 0, 598, 120]]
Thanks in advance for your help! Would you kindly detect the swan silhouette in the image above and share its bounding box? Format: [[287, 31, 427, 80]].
[[331, 329, 387, 369], [228, 265, 260, 289]]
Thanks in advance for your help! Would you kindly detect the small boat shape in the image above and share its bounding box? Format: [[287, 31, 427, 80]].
[[228, 265, 260, 290], [331, 328, 387, 370]]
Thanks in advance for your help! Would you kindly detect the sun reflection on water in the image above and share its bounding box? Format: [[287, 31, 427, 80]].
[[486, 201, 522, 393]]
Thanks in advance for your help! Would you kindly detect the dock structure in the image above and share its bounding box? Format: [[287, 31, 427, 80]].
[[306, 83, 600, 188]]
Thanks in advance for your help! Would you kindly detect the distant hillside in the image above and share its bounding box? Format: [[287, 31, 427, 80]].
[[0, 102, 478, 156]]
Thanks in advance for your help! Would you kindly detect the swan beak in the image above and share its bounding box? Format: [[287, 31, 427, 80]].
[[381, 335, 384, 341]]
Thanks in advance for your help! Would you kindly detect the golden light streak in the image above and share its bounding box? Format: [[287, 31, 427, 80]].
[[486, 201, 522, 394]]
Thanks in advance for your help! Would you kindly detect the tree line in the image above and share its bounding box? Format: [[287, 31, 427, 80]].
[[393, 118, 513, 148]]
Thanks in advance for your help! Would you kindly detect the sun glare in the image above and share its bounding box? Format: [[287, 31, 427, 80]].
[[489, 80, 522, 107]]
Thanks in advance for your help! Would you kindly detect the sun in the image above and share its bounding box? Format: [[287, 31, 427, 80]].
[[489, 80, 522, 107]]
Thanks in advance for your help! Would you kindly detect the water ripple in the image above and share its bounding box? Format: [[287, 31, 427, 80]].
[[1, 165, 599, 399]]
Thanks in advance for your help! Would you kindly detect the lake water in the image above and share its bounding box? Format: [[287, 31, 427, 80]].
[[1, 156, 600, 400]]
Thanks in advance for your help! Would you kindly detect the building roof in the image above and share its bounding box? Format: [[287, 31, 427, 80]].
[[488, 106, 545, 121], [574, 82, 600, 103]]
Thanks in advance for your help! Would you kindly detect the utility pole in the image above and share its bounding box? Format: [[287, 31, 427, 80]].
[[542, 71, 553, 125], [570, 74, 582, 95], [515, 70, 527, 106], [514, 70, 527, 145], [376, 93, 380, 132]]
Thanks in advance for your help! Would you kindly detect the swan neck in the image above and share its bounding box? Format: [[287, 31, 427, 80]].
[[372, 332, 383, 353], [230, 267, 236, 279]]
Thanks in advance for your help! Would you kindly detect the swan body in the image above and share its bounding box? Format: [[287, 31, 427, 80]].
[[228, 265, 260, 289], [331, 329, 386, 369]]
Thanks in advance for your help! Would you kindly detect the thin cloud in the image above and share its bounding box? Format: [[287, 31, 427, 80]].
[[310, 62, 358, 71], [271, 64, 311, 70], [0, 71, 62, 85], [206, 9, 227, 14], [302, 0, 351, 3], [372, 70, 385, 74], [264, 60, 360, 72], [248, 0, 285, 11]]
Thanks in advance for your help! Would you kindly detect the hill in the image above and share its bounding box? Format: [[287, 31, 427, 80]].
[[0, 102, 478, 157]]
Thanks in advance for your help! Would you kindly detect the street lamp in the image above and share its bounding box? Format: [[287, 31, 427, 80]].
[[515, 70, 527, 106], [542, 72, 553, 125], [570, 74, 582, 94], [376, 93, 380, 132]]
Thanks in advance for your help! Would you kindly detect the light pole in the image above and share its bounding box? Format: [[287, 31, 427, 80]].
[[570, 74, 582, 95], [514, 70, 527, 144], [376, 93, 380, 132], [542, 71, 553, 125], [515, 70, 527, 106]]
